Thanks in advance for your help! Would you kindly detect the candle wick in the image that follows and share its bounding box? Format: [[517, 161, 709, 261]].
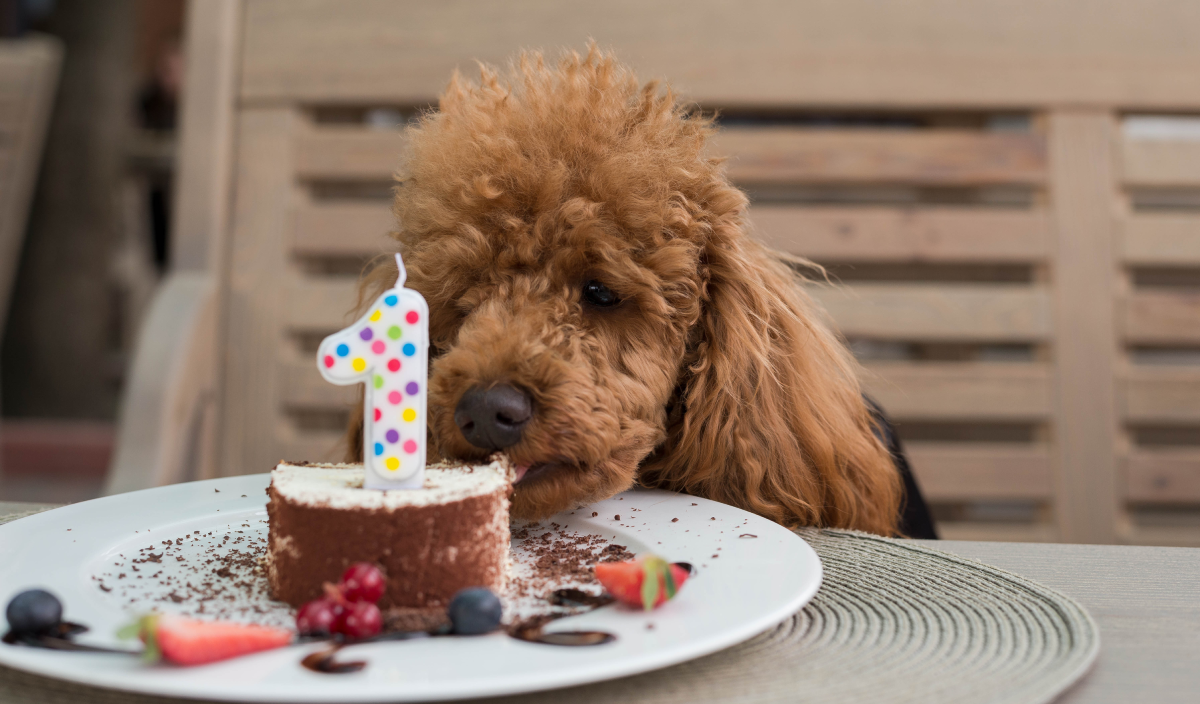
[[394, 253, 407, 289]]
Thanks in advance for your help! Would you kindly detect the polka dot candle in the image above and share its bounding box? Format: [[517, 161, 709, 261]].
[[317, 253, 428, 489]]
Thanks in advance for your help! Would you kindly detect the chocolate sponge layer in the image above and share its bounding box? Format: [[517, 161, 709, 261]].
[[266, 482, 510, 609]]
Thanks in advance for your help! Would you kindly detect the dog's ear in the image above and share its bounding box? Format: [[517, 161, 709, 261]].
[[640, 218, 902, 535]]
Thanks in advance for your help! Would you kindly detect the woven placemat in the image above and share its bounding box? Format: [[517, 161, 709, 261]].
[[0, 503, 59, 526], [0, 528, 1099, 704]]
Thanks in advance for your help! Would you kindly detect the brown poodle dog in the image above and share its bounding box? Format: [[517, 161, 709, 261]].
[[349, 47, 902, 536]]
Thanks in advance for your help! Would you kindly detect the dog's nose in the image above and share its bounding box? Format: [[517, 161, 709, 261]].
[[454, 384, 533, 450]]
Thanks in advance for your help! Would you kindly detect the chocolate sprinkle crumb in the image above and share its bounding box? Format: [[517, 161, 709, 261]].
[[505, 522, 635, 609]]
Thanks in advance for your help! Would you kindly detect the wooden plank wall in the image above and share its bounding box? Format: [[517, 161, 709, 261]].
[[1118, 117, 1200, 546], [222, 110, 400, 476], [731, 119, 1059, 542]]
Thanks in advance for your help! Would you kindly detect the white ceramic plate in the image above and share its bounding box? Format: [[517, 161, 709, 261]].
[[0, 475, 822, 702]]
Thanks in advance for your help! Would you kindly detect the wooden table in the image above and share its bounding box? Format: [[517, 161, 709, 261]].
[[912, 539, 1200, 704], [1, 503, 1197, 703]]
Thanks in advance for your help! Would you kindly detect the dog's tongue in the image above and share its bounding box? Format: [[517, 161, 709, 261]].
[[513, 464, 530, 484]]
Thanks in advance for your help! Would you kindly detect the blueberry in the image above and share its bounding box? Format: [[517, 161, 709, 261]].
[[447, 587, 502, 635], [6, 589, 63, 635]]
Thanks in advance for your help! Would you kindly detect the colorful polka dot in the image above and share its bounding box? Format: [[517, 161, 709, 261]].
[[373, 443, 383, 456], [385, 429, 399, 443], [336, 343, 349, 357], [352, 357, 366, 372], [387, 358, 400, 372], [388, 390, 402, 405], [385, 457, 399, 471], [369, 310, 381, 322], [374, 408, 381, 422], [403, 439, 418, 454], [405, 381, 419, 395], [387, 325, 401, 340], [384, 295, 398, 307], [373, 375, 383, 389], [402, 343, 416, 356], [403, 408, 417, 422], [406, 310, 419, 325], [323, 355, 334, 368], [371, 340, 386, 354], [359, 328, 373, 341]]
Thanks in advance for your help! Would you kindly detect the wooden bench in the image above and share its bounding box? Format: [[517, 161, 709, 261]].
[[108, 0, 1200, 546]]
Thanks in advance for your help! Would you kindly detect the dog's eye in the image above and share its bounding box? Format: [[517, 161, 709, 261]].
[[582, 280, 620, 307]]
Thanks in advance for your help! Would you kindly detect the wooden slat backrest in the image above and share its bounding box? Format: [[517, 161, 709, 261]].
[[192, 0, 1200, 545], [1116, 118, 1200, 539], [238, 0, 1200, 108]]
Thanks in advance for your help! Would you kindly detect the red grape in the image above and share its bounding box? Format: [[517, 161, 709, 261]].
[[338, 601, 382, 639], [339, 563, 386, 603], [295, 598, 338, 636]]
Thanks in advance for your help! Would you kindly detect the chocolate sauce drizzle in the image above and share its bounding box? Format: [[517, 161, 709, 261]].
[[2, 622, 138, 655], [300, 644, 366, 674], [503, 587, 623, 646], [507, 612, 615, 646], [547, 588, 616, 609], [528, 630, 616, 646]]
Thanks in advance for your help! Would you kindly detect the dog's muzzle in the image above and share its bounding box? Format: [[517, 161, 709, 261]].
[[454, 384, 533, 451]]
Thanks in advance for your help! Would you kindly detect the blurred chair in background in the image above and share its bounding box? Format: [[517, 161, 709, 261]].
[[0, 30, 61, 483], [1, 0, 184, 504], [0, 30, 60, 361], [110, 0, 1200, 546]]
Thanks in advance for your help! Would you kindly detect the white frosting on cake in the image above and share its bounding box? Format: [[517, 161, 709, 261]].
[[271, 456, 513, 510]]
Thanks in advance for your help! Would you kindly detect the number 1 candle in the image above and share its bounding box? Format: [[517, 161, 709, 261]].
[[317, 253, 428, 490]]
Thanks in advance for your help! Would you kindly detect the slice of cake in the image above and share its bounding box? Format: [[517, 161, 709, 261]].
[[265, 456, 513, 610]]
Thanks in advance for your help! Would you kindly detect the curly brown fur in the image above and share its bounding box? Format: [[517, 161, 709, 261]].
[[347, 46, 901, 535]]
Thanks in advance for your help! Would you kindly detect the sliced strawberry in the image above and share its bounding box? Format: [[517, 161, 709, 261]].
[[124, 614, 292, 666], [594, 556, 689, 611], [593, 561, 643, 605]]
